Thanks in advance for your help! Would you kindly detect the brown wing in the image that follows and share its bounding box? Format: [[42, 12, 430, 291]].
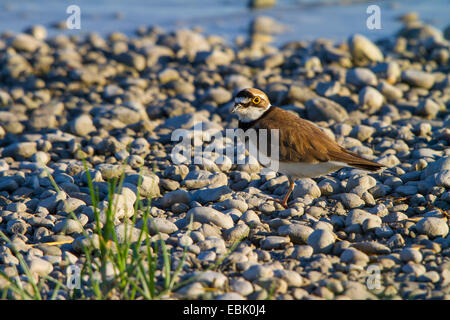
[[256, 106, 384, 171]]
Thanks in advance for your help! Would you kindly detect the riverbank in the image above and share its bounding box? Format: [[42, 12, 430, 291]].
[[0, 9, 449, 300]]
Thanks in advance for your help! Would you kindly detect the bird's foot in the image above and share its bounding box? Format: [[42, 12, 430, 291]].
[[266, 197, 288, 209]]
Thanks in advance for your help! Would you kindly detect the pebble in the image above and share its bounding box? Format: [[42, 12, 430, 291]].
[[215, 292, 245, 300], [176, 282, 205, 299], [2, 142, 37, 159], [402, 69, 435, 89], [351, 241, 390, 255], [402, 262, 426, 277], [27, 257, 53, 276], [250, 16, 285, 35], [291, 245, 314, 259], [305, 98, 349, 122], [70, 114, 96, 136], [400, 247, 423, 263], [339, 193, 365, 209], [340, 247, 369, 266], [416, 98, 440, 119], [348, 34, 384, 65], [146, 217, 178, 235], [160, 190, 191, 208], [278, 224, 314, 244], [243, 264, 274, 281], [260, 236, 290, 250], [292, 179, 321, 198], [415, 217, 449, 238], [230, 279, 253, 296], [114, 224, 141, 243], [223, 224, 250, 242], [417, 271, 440, 283], [186, 207, 234, 229], [358, 86, 384, 112], [53, 219, 83, 235], [307, 229, 335, 254], [346, 68, 378, 88]]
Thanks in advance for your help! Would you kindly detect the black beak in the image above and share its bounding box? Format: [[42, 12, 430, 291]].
[[231, 103, 242, 113]]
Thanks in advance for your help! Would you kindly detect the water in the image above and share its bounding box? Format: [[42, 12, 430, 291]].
[[0, 0, 448, 45]]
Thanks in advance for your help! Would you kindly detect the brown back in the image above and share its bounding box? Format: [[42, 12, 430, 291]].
[[252, 106, 383, 171]]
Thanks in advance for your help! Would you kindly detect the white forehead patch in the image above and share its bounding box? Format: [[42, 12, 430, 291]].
[[235, 97, 250, 104]]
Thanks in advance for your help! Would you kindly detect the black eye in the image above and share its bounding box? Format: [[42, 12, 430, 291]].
[[252, 96, 261, 104]]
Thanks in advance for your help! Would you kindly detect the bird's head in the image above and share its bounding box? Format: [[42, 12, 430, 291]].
[[231, 88, 271, 122]]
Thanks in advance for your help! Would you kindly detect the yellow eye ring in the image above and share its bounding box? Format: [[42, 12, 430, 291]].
[[252, 96, 261, 104]]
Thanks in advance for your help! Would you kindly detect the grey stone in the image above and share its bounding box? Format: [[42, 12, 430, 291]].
[[306, 98, 349, 122], [161, 190, 191, 208], [346, 209, 381, 228], [402, 69, 435, 89], [158, 68, 179, 84], [416, 99, 440, 119], [377, 81, 403, 101], [424, 156, 450, 177], [114, 224, 141, 243], [318, 178, 341, 196], [53, 219, 83, 234], [418, 271, 440, 283], [193, 185, 232, 204], [186, 207, 234, 229], [223, 224, 250, 242], [416, 217, 449, 238], [146, 217, 178, 235], [292, 178, 321, 198], [395, 185, 419, 196], [348, 34, 384, 65], [243, 264, 273, 281], [346, 68, 378, 88], [72, 234, 100, 252], [358, 86, 384, 112], [250, 16, 285, 35], [340, 247, 369, 266], [230, 279, 253, 296], [307, 229, 335, 253], [12, 33, 42, 52], [184, 171, 227, 189], [435, 170, 450, 188], [124, 173, 160, 198], [191, 270, 227, 288], [2, 142, 37, 159], [27, 257, 53, 276], [278, 224, 314, 244], [400, 247, 423, 263], [273, 269, 303, 288], [70, 114, 96, 136], [215, 293, 245, 300], [402, 262, 426, 276], [6, 219, 27, 235], [291, 245, 314, 258], [340, 193, 365, 209], [260, 236, 289, 250], [352, 241, 390, 255], [176, 282, 205, 298]]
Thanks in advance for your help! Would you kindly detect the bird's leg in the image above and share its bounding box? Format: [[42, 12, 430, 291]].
[[267, 179, 295, 209]]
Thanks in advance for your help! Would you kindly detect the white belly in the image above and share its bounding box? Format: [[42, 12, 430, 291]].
[[278, 161, 347, 179], [246, 138, 348, 179]]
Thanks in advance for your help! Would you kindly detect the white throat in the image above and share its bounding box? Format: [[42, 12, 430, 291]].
[[238, 104, 271, 122]]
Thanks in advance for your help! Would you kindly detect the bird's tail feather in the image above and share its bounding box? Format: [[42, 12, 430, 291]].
[[332, 148, 385, 172]]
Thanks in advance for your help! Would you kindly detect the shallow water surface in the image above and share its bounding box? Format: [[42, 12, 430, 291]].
[[0, 0, 448, 44]]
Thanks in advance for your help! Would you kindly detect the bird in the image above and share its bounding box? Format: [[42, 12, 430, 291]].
[[231, 87, 384, 208]]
